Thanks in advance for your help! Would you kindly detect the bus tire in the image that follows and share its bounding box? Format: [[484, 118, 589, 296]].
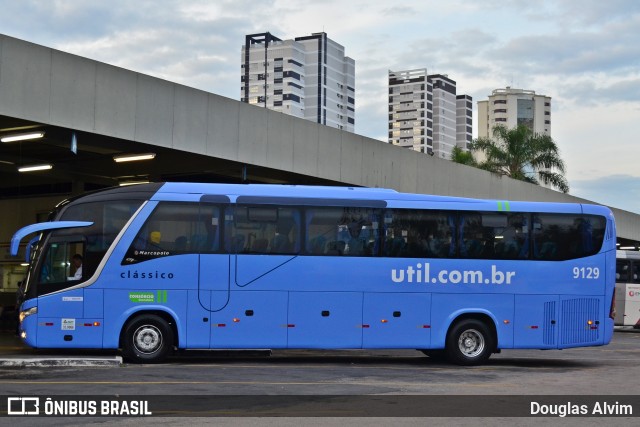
[[122, 314, 174, 363], [445, 318, 494, 366]]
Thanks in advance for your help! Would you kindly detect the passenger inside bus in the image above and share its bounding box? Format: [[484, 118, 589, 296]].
[[346, 222, 366, 256]]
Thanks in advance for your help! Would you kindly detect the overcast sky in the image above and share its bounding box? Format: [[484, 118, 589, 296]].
[[1, 0, 639, 212]]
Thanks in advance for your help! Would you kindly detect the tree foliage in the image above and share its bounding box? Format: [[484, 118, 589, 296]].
[[450, 146, 477, 166], [471, 125, 569, 193]]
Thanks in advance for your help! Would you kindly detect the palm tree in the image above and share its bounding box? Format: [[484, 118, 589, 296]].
[[472, 125, 569, 193]]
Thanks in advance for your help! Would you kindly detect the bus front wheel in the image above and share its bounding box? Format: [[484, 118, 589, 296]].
[[445, 319, 494, 366], [122, 314, 174, 363]]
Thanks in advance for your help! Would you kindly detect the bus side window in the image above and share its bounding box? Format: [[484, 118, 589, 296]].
[[533, 214, 605, 261], [305, 208, 336, 255], [532, 214, 561, 260], [616, 261, 629, 282], [226, 206, 300, 255], [198, 204, 221, 252], [123, 202, 220, 264], [632, 262, 640, 283], [459, 213, 495, 259], [382, 209, 452, 259], [305, 207, 378, 257]]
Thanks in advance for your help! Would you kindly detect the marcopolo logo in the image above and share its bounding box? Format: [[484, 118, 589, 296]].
[[391, 262, 516, 285]]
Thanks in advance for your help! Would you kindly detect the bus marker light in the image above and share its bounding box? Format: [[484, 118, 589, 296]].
[[381, 319, 388, 323], [84, 323, 93, 327], [287, 324, 295, 328], [503, 320, 510, 324], [362, 324, 370, 328], [587, 320, 593, 325], [530, 326, 539, 329], [93, 322, 101, 327], [422, 325, 431, 329], [233, 318, 240, 323], [216, 324, 226, 327]]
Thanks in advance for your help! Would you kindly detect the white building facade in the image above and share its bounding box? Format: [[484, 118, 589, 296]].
[[242, 32, 355, 132], [388, 69, 471, 159], [388, 69, 431, 154], [477, 87, 551, 138]]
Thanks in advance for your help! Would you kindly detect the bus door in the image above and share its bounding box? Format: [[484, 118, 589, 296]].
[[196, 198, 230, 311], [208, 203, 295, 349], [182, 198, 228, 349], [615, 255, 640, 326], [32, 234, 101, 348]]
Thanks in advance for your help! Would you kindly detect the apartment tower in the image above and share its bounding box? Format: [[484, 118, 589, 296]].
[[477, 87, 551, 138], [388, 69, 471, 159], [242, 32, 355, 132]]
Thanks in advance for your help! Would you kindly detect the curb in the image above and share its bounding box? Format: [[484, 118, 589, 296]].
[[0, 356, 123, 367]]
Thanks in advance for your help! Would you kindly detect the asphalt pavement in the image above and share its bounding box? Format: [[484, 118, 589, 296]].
[[0, 331, 121, 367]]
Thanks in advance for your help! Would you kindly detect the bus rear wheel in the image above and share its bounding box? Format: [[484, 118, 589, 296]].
[[122, 314, 174, 363], [445, 319, 494, 366]]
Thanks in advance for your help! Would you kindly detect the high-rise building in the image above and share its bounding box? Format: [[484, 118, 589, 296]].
[[456, 95, 473, 150], [388, 69, 431, 154], [241, 32, 355, 132], [477, 87, 551, 139], [388, 69, 471, 159], [430, 74, 458, 159]]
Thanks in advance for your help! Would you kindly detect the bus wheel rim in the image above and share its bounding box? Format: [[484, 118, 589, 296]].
[[458, 329, 484, 358], [133, 325, 162, 354]]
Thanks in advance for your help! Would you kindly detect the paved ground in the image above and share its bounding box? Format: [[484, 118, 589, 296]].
[[0, 329, 638, 425]]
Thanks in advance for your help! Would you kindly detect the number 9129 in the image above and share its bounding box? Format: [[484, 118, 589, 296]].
[[573, 267, 599, 279]]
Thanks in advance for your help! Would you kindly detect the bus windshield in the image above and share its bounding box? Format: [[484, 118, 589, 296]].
[[27, 199, 144, 299]]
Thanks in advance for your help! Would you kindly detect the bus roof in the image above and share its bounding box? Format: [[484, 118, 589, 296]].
[[60, 182, 612, 217]]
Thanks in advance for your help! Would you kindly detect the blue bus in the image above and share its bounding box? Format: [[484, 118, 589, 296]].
[[11, 183, 616, 365]]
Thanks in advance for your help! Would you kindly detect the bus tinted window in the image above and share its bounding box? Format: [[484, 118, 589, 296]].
[[459, 212, 529, 260], [125, 202, 221, 264], [306, 207, 380, 256], [532, 214, 605, 260], [633, 263, 640, 283], [383, 209, 453, 258], [60, 201, 143, 252], [616, 260, 630, 282], [38, 240, 85, 285], [226, 206, 300, 254], [616, 260, 640, 283]]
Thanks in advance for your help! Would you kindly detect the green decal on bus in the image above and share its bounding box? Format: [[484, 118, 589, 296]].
[[128, 291, 168, 303], [129, 292, 155, 303]]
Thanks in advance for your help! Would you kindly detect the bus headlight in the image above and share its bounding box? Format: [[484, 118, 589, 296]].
[[19, 306, 37, 323]]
